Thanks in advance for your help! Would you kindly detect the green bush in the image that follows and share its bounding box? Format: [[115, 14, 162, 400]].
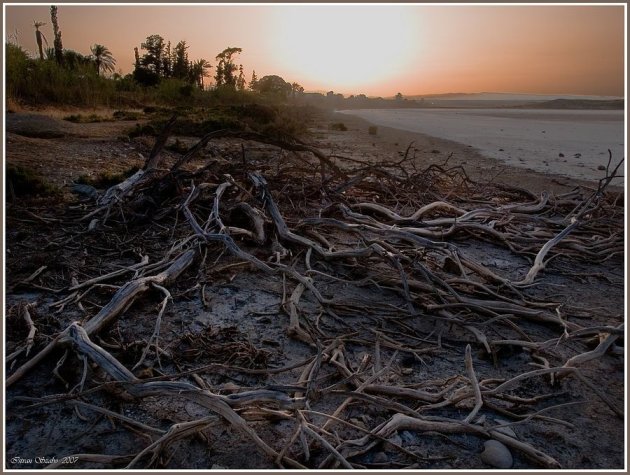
[[6, 43, 117, 107]]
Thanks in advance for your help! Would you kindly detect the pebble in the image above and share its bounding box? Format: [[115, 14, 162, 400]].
[[480, 440, 513, 468], [597, 165, 606, 171]]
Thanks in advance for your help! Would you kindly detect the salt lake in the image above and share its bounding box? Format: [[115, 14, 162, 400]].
[[338, 108, 625, 185]]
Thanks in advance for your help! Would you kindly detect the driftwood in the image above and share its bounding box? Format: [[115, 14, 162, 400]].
[[5, 119, 624, 469]]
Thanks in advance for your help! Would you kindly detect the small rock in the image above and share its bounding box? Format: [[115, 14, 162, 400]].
[[498, 148, 504, 151], [481, 440, 513, 469], [559, 153, 564, 157], [574, 153, 582, 158], [597, 165, 606, 171], [431, 149, 440, 154]]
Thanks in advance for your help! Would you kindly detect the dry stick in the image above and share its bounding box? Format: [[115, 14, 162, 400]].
[[95, 115, 175, 209], [352, 200, 468, 223], [170, 129, 343, 176], [510, 222, 580, 287], [126, 415, 220, 468], [341, 413, 560, 468], [5, 250, 196, 388], [285, 281, 313, 343], [321, 355, 398, 433], [132, 283, 171, 371], [511, 157, 623, 287], [14, 265, 48, 288], [462, 344, 483, 423], [64, 323, 304, 467], [301, 422, 354, 469], [21, 303, 37, 357], [562, 327, 622, 369], [143, 114, 178, 171], [69, 400, 165, 436], [67, 255, 150, 292], [481, 364, 620, 418], [181, 183, 273, 273]]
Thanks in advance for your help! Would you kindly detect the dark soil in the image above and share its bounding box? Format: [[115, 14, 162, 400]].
[[4, 109, 625, 471]]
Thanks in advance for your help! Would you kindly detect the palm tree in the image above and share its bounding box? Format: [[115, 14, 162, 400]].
[[33, 21, 48, 60], [190, 58, 211, 89], [90, 44, 116, 76]]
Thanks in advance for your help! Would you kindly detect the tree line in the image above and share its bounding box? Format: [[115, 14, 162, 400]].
[[28, 6, 116, 77], [8, 5, 320, 107], [131, 33, 304, 100]]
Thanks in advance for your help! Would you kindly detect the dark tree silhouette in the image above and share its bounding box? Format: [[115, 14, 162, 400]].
[[140, 34, 165, 76], [214, 47, 242, 89], [90, 44, 116, 76], [189, 58, 211, 89], [249, 70, 258, 91], [237, 64, 246, 91], [254, 75, 292, 98], [291, 82, 304, 99], [172, 40, 189, 80], [50, 6, 63, 65], [33, 21, 47, 61]]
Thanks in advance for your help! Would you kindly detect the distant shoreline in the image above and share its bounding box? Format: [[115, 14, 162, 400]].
[[335, 107, 624, 189]]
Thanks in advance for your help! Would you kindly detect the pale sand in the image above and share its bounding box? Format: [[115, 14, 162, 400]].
[[322, 111, 624, 197], [337, 108, 625, 187]]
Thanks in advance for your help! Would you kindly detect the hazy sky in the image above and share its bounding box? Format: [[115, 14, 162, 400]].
[[4, 4, 625, 97]]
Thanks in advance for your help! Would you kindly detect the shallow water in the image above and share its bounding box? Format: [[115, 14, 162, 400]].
[[338, 108, 625, 184]]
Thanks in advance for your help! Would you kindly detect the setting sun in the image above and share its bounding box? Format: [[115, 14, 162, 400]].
[[3, 3, 626, 471], [267, 6, 417, 93]]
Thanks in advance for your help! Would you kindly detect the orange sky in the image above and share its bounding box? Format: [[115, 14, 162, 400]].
[[3, 4, 625, 97]]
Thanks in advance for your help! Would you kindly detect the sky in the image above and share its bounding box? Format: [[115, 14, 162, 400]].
[[3, 4, 626, 97]]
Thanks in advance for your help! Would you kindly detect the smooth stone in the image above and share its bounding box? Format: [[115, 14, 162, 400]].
[[481, 440, 513, 469]]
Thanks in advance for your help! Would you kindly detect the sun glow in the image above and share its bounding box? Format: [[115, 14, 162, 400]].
[[268, 6, 418, 93]]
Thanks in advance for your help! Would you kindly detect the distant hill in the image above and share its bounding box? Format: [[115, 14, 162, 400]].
[[514, 98, 624, 110], [405, 92, 624, 103]]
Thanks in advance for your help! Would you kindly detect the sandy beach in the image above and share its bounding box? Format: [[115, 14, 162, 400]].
[[337, 108, 625, 188]]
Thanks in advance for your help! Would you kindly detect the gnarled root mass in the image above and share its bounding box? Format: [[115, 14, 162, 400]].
[[5, 122, 624, 470]]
